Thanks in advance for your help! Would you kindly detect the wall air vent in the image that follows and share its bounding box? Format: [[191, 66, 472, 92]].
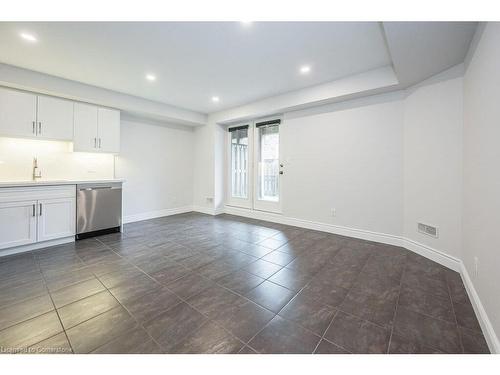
[[417, 222, 439, 238]]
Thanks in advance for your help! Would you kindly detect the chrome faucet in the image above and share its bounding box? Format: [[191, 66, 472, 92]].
[[32, 157, 42, 181]]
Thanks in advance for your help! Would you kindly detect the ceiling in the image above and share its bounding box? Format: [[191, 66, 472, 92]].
[[0, 22, 392, 113], [383, 22, 478, 86], [0, 22, 477, 115]]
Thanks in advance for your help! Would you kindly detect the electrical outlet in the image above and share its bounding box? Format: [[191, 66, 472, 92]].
[[331, 208, 336, 217], [474, 256, 479, 277]]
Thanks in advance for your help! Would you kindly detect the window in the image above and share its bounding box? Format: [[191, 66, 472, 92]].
[[256, 122, 280, 202], [229, 125, 249, 199]]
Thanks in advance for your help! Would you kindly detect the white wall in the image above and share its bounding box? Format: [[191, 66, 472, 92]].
[[192, 66, 401, 214], [193, 121, 216, 211], [403, 76, 463, 259], [115, 119, 195, 221], [199, 73, 464, 256], [281, 94, 404, 236], [463, 22, 500, 348]]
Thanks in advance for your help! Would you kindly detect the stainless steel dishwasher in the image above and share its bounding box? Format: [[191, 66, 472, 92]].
[[76, 182, 122, 239]]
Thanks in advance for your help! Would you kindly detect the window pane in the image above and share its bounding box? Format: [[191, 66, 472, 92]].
[[230, 128, 248, 199], [258, 124, 279, 202]]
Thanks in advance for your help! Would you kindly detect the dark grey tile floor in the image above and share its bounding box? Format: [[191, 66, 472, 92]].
[[0, 212, 490, 354]]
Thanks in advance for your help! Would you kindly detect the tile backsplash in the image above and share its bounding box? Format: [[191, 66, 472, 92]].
[[0, 137, 115, 181]]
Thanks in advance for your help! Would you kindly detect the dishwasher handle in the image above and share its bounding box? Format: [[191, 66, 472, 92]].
[[79, 186, 121, 191]]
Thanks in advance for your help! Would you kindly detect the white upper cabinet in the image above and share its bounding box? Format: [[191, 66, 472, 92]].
[[73, 102, 120, 153], [97, 107, 120, 153], [36, 95, 74, 141], [73, 102, 98, 152], [0, 87, 74, 141], [0, 87, 119, 153], [0, 87, 37, 138]]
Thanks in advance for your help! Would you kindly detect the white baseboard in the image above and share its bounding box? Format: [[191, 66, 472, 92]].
[[401, 238, 461, 272], [123, 205, 194, 224], [192, 205, 225, 216], [460, 262, 500, 354], [0, 236, 74, 258], [192, 205, 215, 215], [224, 206, 460, 271]]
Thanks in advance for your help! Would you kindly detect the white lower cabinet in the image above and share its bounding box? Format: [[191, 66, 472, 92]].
[[37, 197, 76, 242], [0, 200, 37, 249], [0, 186, 76, 251]]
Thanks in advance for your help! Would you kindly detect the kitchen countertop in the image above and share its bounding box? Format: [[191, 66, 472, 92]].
[[0, 179, 125, 188]]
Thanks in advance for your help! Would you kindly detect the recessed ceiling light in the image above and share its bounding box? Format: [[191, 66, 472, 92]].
[[300, 65, 311, 74], [20, 32, 37, 43], [145, 74, 156, 81], [212, 96, 220, 103]]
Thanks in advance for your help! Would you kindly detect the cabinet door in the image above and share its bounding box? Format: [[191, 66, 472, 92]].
[[73, 102, 98, 152], [0, 87, 37, 138], [37, 96, 74, 141], [0, 200, 37, 250], [97, 107, 120, 153], [37, 197, 75, 242]]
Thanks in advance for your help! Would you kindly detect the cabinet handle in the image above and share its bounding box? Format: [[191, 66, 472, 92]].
[[94, 138, 97, 148], [39, 203, 42, 216], [38, 122, 42, 135], [99, 138, 102, 148], [32, 204, 36, 217], [32, 121, 36, 134]]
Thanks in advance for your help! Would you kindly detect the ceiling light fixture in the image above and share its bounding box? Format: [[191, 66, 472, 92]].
[[212, 96, 220, 103], [241, 21, 253, 27], [145, 74, 156, 81], [20, 32, 37, 43], [300, 65, 311, 74]]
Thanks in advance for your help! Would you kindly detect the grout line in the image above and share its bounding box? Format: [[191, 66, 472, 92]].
[[305, 249, 375, 353], [240, 246, 353, 351], [312, 309, 341, 353], [33, 252, 75, 354], [81, 238, 166, 352], [386, 256, 407, 354], [445, 270, 465, 353], [94, 236, 250, 353]]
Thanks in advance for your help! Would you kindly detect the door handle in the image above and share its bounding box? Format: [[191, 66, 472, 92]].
[[39, 203, 42, 216], [94, 138, 97, 148], [38, 122, 42, 135], [32, 204, 36, 217], [32, 121, 36, 134]]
